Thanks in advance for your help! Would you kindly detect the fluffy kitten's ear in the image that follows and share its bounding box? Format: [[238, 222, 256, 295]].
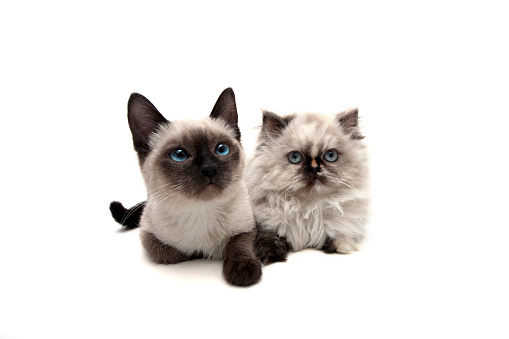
[[338, 108, 364, 140], [261, 110, 293, 137], [210, 87, 240, 140], [128, 93, 168, 160]]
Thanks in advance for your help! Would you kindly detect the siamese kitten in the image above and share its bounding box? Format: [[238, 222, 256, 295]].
[[112, 88, 262, 286], [247, 109, 369, 264]]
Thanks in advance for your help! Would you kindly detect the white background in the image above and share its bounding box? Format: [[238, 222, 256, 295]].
[[1, 1, 508, 338]]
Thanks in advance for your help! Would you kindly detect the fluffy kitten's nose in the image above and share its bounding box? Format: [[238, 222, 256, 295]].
[[200, 165, 218, 178], [309, 158, 321, 176]]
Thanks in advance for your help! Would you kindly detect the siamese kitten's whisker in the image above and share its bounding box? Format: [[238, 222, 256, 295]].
[[147, 182, 174, 195], [151, 193, 171, 210], [151, 180, 190, 194], [149, 184, 171, 193], [151, 189, 167, 197], [167, 197, 183, 215], [170, 183, 184, 192]]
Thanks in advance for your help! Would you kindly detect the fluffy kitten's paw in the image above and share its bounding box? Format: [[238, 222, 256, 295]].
[[334, 236, 360, 254], [223, 257, 262, 287], [255, 234, 290, 265], [321, 238, 337, 254]]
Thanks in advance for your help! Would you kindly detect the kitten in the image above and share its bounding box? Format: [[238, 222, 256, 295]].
[[112, 88, 262, 286], [247, 109, 370, 264]]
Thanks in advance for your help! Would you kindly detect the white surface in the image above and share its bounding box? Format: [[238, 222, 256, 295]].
[[1, 1, 508, 338]]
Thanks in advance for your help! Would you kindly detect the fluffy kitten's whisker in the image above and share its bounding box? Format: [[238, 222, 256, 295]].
[[341, 175, 361, 183], [337, 180, 354, 189], [338, 176, 362, 189], [280, 185, 294, 196]]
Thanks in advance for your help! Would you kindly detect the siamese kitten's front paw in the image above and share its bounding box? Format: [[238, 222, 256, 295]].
[[255, 232, 291, 265], [223, 257, 262, 287], [322, 236, 360, 254], [140, 230, 194, 264]]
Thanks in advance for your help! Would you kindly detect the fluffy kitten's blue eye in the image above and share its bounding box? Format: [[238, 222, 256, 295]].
[[215, 143, 230, 155], [288, 151, 303, 164], [169, 149, 188, 162], [324, 149, 338, 162]]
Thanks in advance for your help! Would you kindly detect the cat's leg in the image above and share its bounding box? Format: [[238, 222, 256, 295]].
[[321, 237, 337, 253], [254, 224, 291, 265], [322, 235, 360, 254], [109, 200, 146, 229], [140, 230, 198, 264], [223, 229, 262, 287]]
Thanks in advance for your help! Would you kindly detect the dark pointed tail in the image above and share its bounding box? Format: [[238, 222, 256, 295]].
[[109, 201, 146, 229]]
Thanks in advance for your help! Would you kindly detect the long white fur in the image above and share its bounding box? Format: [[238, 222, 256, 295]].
[[246, 112, 370, 252], [139, 118, 255, 259]]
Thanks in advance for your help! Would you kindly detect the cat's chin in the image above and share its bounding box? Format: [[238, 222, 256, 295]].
[[194, 183, 224, 201], [296, 178, 328, 195]]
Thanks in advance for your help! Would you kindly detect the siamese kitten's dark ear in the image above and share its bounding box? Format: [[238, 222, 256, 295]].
[[338, 108, 364, 140], [261, 110, 293, 137], [210, 87, 240, 140], [128, 93, 169, 160]]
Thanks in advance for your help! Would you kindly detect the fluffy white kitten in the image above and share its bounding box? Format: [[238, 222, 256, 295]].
[[246, 109, 370, 263]]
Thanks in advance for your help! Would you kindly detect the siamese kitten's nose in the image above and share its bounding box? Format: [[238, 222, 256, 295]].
[[200, 165, 218, 178]]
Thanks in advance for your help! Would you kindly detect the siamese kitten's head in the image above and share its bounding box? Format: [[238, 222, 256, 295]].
[[251, 109, 368, 196], [127, 88, 244, 201]]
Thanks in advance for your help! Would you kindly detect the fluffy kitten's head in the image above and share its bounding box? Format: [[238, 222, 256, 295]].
[[127, 88, 244, 201], [249, 109, 368, 197]]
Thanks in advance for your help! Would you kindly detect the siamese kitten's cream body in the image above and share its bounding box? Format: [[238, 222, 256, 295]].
[[247, 110, 369, 263], [114, 88, 261, 286]]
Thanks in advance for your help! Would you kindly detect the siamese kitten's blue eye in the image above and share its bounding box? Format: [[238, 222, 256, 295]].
[[288, 151, 303, 164], [324, 149, 338, 162], [169, 149, 188, 162], [215, 143, 230, 155]]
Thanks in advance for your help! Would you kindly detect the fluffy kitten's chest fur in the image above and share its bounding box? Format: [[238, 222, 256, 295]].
[[141, 185, 255, 259], [254, 189, 368, 251]]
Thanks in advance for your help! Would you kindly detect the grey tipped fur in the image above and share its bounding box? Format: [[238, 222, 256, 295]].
[[247, 109, 370, 260]]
